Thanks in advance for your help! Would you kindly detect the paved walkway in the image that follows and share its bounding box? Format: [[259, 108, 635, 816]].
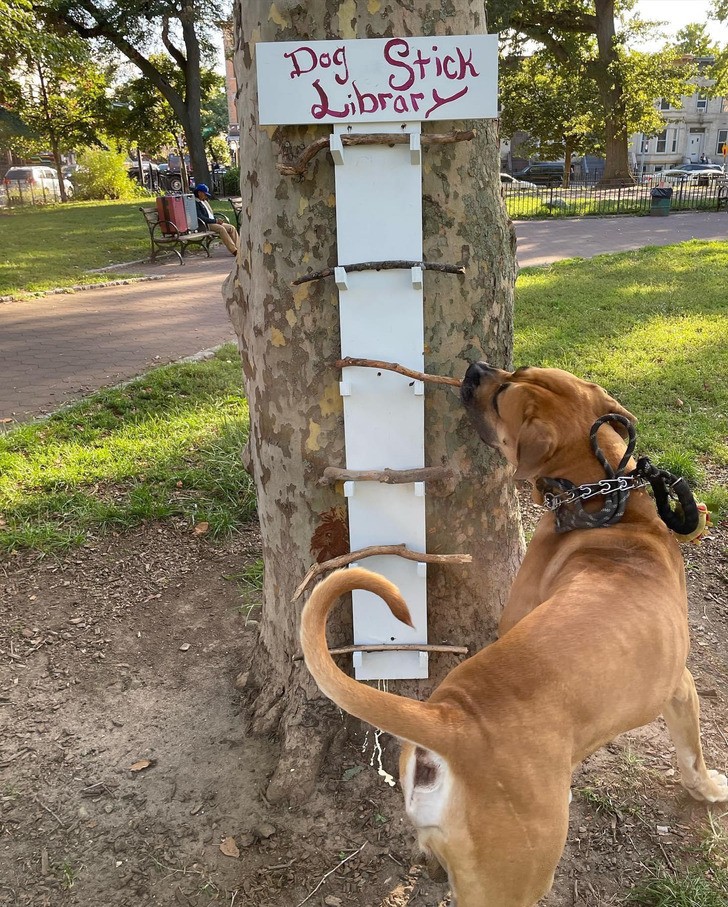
[[1, 211, 727, 422]]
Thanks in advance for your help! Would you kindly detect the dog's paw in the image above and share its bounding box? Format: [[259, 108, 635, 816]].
[[686, 769, 728, 803]]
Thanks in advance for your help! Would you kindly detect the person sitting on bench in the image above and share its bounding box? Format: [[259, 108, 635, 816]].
[[193, 184, 239, 256]]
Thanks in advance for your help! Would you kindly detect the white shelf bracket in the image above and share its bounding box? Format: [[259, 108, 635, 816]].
[[352, 651, 363, 669], [330, 133, 345, 165], [334, 266, 349, 290], [411, 266, 423, 289], [343, 481, 356, 498], [412, 380, 424, 396], [416, 561, 427, 577], [414, 482, 426, 497], [410, 132, 422, 165], [339, 381, 352, 397]]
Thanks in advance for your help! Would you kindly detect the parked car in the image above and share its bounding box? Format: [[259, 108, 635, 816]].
[[3, 165, 74, 199], [679, 162, 724, 172], [656, 168, 723, 184], [512, 162, 564, 186], [500, 173, 538, 189]]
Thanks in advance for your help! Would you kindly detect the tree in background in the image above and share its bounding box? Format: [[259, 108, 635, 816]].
[[108, 55, 224, 169], [9, 29, 110, 201], [499, 47, 600, 185], [493, 0, 694, 184], [43, 0, 224, 186], [224, 0, 522, 805]]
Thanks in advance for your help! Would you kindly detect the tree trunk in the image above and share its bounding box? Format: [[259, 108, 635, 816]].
[[594, 0, 634, 186], [224, 0, 522, 806]]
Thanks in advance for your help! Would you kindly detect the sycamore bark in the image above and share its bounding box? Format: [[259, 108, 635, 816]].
[[224, 0, 522, 805]]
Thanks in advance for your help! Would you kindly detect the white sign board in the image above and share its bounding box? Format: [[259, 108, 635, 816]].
[[257, 35, 498, 125]]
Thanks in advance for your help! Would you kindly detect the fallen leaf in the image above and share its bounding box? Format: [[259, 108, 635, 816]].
[[129, 758, 156, 773], [219, 836, 240, 858], [0, 418, 13, 424], [193, 521, 210, 536]]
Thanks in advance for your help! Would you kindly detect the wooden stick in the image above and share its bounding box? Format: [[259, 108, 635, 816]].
[[336, 357, 462, 387], [293, 544, 471, 601], [292, 259, 465, 286], [293, 643, 468, 662], [278, 129, 476, 177], [319, 465, 453, 487]]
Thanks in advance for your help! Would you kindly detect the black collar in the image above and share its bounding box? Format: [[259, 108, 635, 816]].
[[535, 415, 700, 536]]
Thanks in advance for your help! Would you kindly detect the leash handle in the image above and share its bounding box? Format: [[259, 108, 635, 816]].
[[632, 457, 700, 536]]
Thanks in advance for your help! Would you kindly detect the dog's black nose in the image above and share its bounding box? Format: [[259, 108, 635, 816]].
[[461, 361, 495, 404]]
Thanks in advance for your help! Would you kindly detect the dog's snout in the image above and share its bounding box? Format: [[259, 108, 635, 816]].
[[461, 361, 495, 405]]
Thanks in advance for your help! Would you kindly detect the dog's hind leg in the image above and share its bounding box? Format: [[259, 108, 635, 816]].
[[662, 668, 728, 802]]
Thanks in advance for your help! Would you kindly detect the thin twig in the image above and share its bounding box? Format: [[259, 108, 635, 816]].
[[336, 357, 462, 387], [293, 643, 468, 662], [36, 799, 66, 829], [278, 129, 476, 176], [319, 465, 453, 487], [293, 259, 465, 286], [294, 842, 367, 907], [293, 544, 471, 601]]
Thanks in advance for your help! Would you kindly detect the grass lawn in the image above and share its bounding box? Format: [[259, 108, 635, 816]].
[[0, 346, 254, 553], [0, 198, 236, 297]]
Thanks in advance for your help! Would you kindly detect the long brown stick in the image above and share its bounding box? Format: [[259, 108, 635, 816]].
[[278, 129, 476, 177], [336, 357, 462, 387], [293, 260, 465, 286], [319, 466, 453, 487], [292, 643, 468, 662], [293, 544, 471, 601]]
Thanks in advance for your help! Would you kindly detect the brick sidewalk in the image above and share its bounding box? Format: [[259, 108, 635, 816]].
[[0, 250, 235, 422]]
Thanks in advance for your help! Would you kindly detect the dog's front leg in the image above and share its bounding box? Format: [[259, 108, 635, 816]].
[[663, 668, 728, 802]]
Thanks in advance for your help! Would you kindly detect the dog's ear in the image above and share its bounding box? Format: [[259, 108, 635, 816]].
[[514, 417, 558, 479]]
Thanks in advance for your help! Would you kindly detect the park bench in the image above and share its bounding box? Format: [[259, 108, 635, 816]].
[[229, 196, 243, 228], [139, 205, 216, 265]]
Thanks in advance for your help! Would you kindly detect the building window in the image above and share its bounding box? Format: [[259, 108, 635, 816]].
[[697, 92, 708, 111], [717, 129, 728, 157], [659, 98, 671, 110], [655, 129, 677, 154]]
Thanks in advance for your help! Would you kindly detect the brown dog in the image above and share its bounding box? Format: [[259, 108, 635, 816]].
[[300, 363, 727, 907]]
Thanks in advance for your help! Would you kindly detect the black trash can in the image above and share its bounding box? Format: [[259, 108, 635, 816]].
[[650, 186, 673, 216]]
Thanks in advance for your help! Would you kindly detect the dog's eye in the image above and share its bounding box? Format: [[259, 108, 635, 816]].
[[493, 383, 509, 414]]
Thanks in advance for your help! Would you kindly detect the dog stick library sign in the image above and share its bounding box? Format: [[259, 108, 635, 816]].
[[257, 35, 497, 681]]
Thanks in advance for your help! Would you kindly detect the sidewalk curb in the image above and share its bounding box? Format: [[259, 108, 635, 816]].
[[0, 275, 167, 305]]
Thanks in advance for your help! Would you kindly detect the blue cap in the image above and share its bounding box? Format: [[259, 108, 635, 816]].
[[195, 183, 211, 196]]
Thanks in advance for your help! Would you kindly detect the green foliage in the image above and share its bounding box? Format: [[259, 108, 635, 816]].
[[206, 134, 231, 167], [223, 166, 240, 196], [625, 864, 728, 906], [108, 55, 224, 157], [499, 48, 599, 162], [673, 23, 720, 57], [7, 28, 111, 179], [73, 149, 146, 200]]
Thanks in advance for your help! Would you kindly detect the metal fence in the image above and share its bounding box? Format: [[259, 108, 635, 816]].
[[2, 179, 67, 207], [503, 181, 726, 219]]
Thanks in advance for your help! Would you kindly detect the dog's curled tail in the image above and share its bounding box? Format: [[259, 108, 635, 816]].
[[300, 567, 455, 757]]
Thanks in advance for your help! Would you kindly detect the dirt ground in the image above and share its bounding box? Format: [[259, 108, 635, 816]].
[[1, 505, 727, 907]]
